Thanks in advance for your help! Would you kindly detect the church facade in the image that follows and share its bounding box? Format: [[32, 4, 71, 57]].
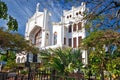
[[16, 2, 88, 64]]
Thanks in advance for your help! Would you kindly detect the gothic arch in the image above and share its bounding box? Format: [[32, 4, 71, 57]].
[[17, 57, 20, 63], [21, 57, 25, 63], [29, 25, 42, 45]]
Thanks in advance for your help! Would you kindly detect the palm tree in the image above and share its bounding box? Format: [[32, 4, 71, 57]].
[[40, 48, 83, 77]]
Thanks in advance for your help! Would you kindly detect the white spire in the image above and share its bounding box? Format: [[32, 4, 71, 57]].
[[35, 3, 40, 24], [36, 3, 40, 12]]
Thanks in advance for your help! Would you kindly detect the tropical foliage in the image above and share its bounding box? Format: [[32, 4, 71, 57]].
[[82, 30, 120, 79], [40, 48, 83, 75]]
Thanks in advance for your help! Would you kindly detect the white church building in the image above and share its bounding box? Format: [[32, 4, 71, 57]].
[[16, 2, 88, 64]]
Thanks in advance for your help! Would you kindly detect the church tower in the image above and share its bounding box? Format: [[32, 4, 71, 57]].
[[25, 3, 52, 49]]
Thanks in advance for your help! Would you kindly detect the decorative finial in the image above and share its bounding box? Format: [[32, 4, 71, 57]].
[[36, 3, 40, 12]]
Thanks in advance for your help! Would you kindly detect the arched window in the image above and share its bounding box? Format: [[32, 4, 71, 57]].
[[67, 16, 69, 18], [45, 33, 49, 46], [54, 32, 57, 45], [73, 37, 76, 48], [76, 12, 78, 15], [68, 38, 72, 47], [34, 30, 41, 45], [79, 11, 81, 14], [78, 36, 82, 47], [68, 25, 72, 33], [73, 24, 76, 31], [17, 57, 20, 63], [78, 22, 82, 30], [21, 57, 25, 63]]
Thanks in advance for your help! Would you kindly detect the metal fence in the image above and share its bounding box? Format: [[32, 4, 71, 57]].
[[0, 72, 8, 80], [35, 70, 84, 80], [0, 70, 85, 80]]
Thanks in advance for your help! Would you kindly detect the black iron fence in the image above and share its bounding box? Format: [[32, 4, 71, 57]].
[[0, 70, 84, 80], [35, 70, 84, 80], [0, 72, 8, 80]]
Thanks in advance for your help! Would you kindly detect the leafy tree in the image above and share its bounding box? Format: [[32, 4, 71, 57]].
[[106, 48, 120, 79], [0, 28, 39, 53], [1, 51, 17, 71], [56, 0, 120, 79], [0, 28, 39, 71], [107, 57, 120, 79], [82, 30, 120, 79], [0, 1, 18, 31]]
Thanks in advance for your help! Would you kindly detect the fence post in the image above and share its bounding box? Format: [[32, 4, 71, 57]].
[[0, 72, 8, 80], [50, 69, 56, 80], [46, 69, 49, 80]]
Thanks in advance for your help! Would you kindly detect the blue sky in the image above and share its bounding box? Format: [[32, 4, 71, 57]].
[[2, 0, 82, 35]]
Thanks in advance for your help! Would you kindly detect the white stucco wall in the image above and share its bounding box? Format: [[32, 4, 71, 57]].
[[62, 2, 88, 64], [16, 51, 27, 63], [25, 12, 44, 40]]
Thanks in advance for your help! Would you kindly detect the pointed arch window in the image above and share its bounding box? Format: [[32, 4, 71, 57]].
[[17, 57, 20, 63], [35, 30, 41, 45], [45, 33, 49, 46], [21, 57, 25, 63], [54, 32, 57, 45]]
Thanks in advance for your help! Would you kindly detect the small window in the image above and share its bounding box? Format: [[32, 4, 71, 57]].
[[78, 36, 82, 47], [68, 38, 72, 47], [82, 58, 85, 63], [68, 25, 72, 33], [79, 11, 81, 14], [78, 22, 82, 30], [17, 57, 20, 63], [73, 24, 77, 32], [64, 38, 66, 45], [46, 33, 49, 39], [73, 37, 76, 48], [76, 12, 78, 15], [21, 57, 25, 63], [45, 33, 49, 46], [54, 32, 57, 45], [67, 16, 69, 18]]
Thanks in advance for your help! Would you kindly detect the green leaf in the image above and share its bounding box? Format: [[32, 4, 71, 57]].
[[7, 16, 18, 31], [0, 1, 8, 19]]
